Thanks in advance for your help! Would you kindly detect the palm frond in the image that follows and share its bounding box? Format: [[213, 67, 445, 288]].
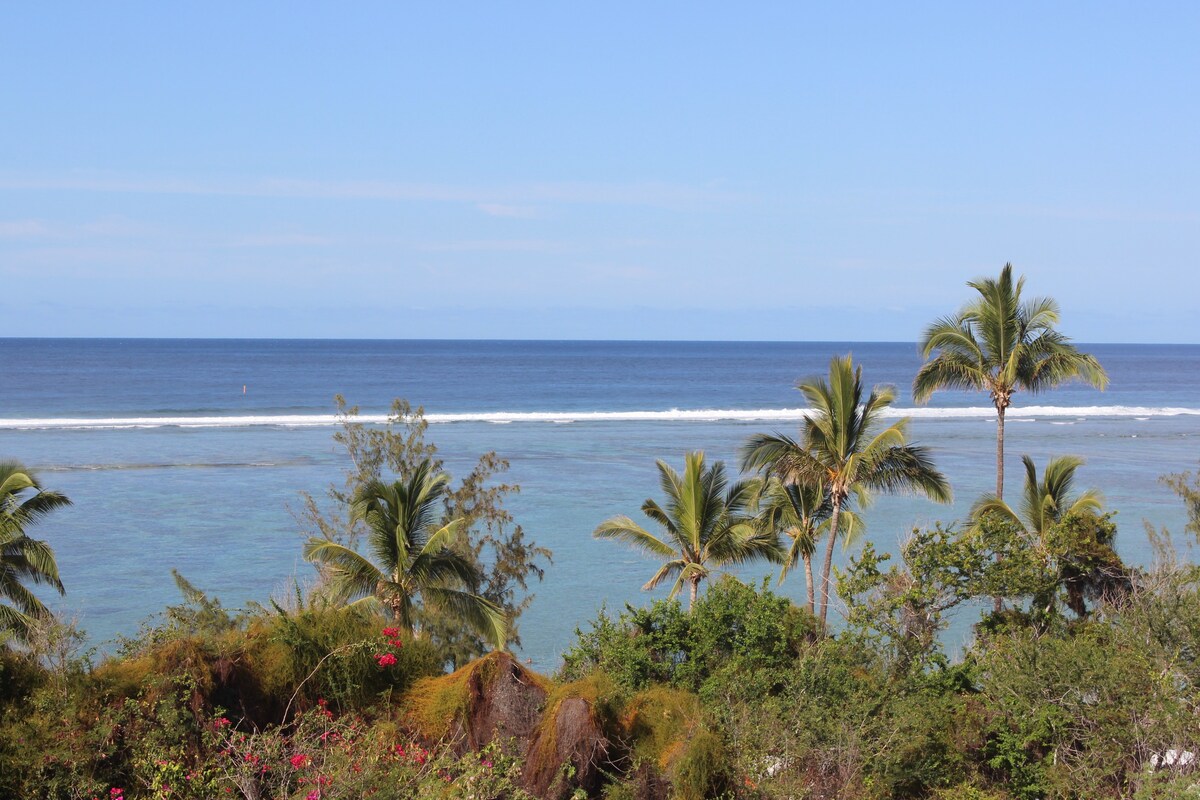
[[409, 548, 481, 591], [970, 495, 1023, 529], [421, 585, 507, 650], [302, 539, 383, 603], [0, 574, 52, 618], [643, 559, 685, 592], [859, 445, 952, 503], [0, 535, 63, 591], [593, 516, 676, 557], [0, 602, 34, 642]]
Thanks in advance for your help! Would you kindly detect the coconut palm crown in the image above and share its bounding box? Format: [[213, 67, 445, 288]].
[[971, 454, 1116, 616], [1, 462, 71, 644], [913, 263, 1107, 499], [303, 460, 506, 649], [743, 354, 952, 626], [593, 451, 782, 610], [971, 454, 1103, 538]]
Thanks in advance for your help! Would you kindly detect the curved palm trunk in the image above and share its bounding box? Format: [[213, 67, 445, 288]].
[[688, 575, 701, 611], [803, 555, 816, 615], [818, 502, 842, 627]]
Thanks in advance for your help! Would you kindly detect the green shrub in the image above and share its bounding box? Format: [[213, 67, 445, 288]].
[[560, 575, 814, 697]]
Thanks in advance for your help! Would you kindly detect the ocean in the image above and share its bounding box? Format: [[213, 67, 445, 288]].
[[2, 339, 1198, 670]]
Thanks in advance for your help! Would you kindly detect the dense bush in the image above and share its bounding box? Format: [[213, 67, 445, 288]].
[[560, 575, 815, 698], [0, 590, 444, 799]]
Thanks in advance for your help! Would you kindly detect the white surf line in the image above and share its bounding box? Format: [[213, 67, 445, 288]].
[[1, 405, 1198, 430]]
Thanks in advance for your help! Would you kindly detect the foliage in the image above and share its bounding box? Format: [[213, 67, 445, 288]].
[[9, 445, 1200, 799], [296, 396, 550, 663], [0, 461, 71, 643], [971, 454, 1103, 537], [913, 263, 1107, 499], [1161, 465, 1200, 541], [560, 576, 814, 697], [839, 521, 1044, 672], [304, 458, 508, 649], [747, 474, 864, 614], [594, 452, 783, 609], [1042, 510, 1129, 617], [973, 624, 1191, 799], [742, 354, 952, 625]]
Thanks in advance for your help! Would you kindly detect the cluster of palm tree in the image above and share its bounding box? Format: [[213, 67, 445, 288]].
[[596, 264, 1108, 629], [1, 462, 70, 645], [597, 355, 953, 627]]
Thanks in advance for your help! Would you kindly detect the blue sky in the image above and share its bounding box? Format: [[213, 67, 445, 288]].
[[2, 3, 1198, 341]]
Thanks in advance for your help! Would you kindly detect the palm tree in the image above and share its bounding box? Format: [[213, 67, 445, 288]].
[[593, 451, 782, 610], [913, 263, 1107, 500], [748, 475, 863, 615], [971, 455, 1112, 616], [743, 355, 952, 626], [303, 460, 507, 649], [1, 462, 71, 644], [971, 454, 1102, 538]]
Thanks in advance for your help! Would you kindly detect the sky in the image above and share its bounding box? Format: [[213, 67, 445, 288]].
[[2, 3, 1198, 342]]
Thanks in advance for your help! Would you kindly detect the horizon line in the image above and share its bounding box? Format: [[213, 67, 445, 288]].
[[0, 335, 1196, 347]]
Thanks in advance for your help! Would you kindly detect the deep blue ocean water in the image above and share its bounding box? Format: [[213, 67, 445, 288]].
[[2, 339, 1198, 670]]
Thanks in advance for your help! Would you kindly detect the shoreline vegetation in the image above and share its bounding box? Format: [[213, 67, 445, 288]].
[[4, 266, 1200, 799]]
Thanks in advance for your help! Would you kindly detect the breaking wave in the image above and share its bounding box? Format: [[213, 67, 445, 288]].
[[1, 405, 1198, 430]]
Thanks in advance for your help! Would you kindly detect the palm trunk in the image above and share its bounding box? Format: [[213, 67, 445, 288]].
[[996, 402, 1006, 499], [818, 502, 842, 628], [803, 555, 816, 616], [688, 575, 701, 611], [994, 401, 1007, 614]]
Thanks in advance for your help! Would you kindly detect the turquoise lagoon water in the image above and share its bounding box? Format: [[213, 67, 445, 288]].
[[1, 339, 1197, 670]]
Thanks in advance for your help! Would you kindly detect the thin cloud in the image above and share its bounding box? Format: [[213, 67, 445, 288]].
[[0, 216, 155, 240], [0, 219, 54, 239], [416, 239, 566, 253], [222, 233, 336, 248], [0, 172, 742, 209], [477, 203, 540, 218]]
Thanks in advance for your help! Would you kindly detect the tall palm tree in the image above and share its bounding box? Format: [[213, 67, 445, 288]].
[[748, 475, 863, 615], [970, 454, 1102, 538], [743, 355, 952, 626], [913, 263, 1107, 499], [1, 462, 71, 644], [594, 451, 782, 610], [303, 460, 507, 649]]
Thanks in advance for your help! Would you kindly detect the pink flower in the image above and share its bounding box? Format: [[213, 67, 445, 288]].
[[307, 791, 321, 800], [291, 753, 310, 769], [381, 626, 400, 637], [388, 638, 404, 648], [111, 791, 124, 799], [213, 717, 231, 729], [376, 652, 397, 667]]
